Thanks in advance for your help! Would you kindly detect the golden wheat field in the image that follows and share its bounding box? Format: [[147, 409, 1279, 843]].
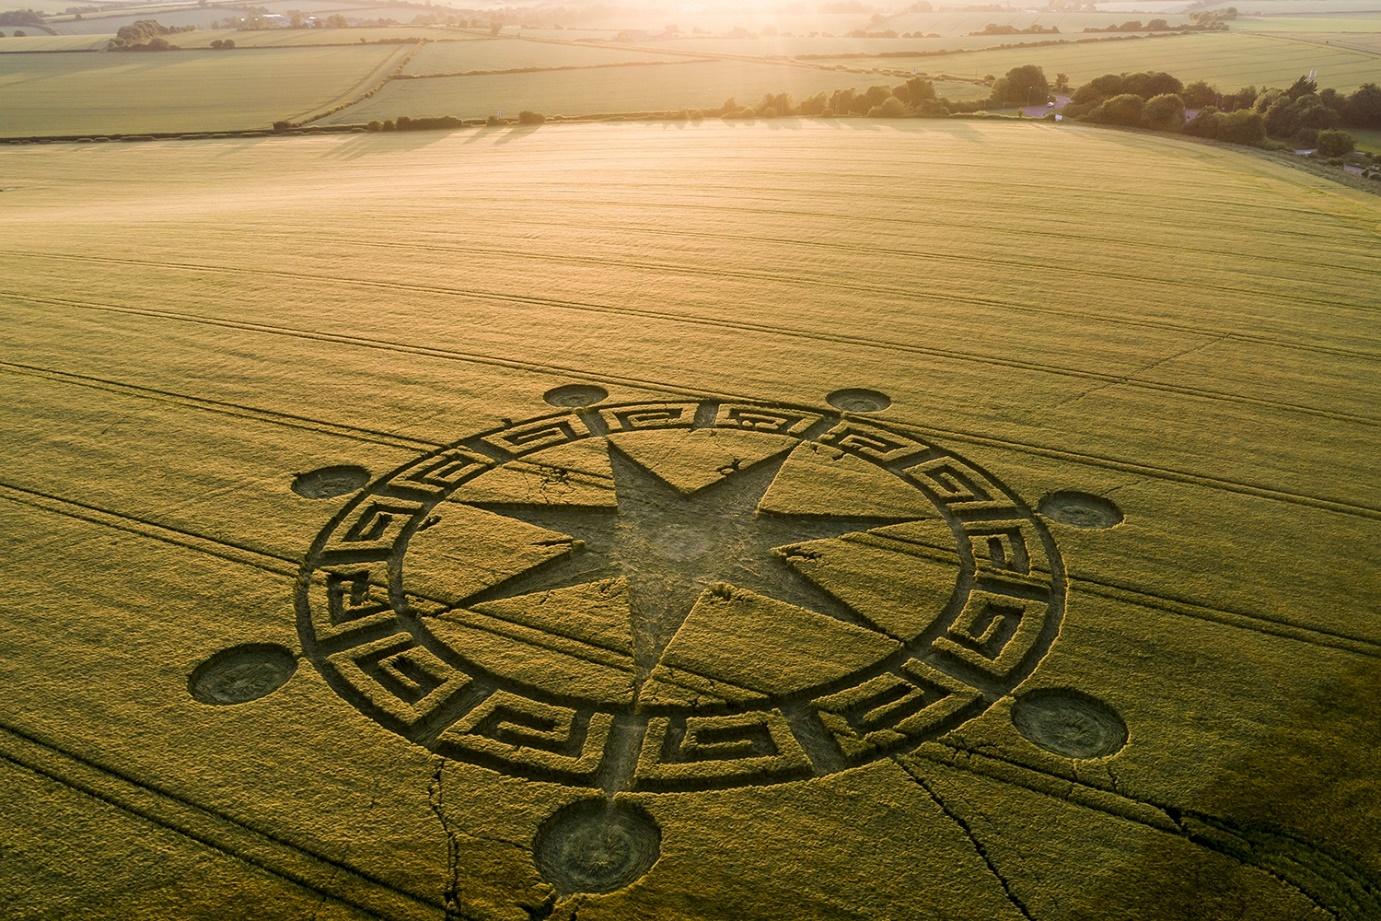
[[0, 119, 1378, 920]]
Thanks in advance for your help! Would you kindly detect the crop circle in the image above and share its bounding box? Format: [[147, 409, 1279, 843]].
[[1011, 688, 1127, 759], [189, 644, 298, 705], [291, 465, 371, 499], [297, 395, 1065, 792], [534, 799, 661, 894], [543, 384, 610, 407], [825, 388, 892, 413], [1037, 491, 1123, 529]]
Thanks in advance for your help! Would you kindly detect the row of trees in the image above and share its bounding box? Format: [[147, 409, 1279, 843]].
[[109, 19, 194, 51], [717, 77, 950, 120]]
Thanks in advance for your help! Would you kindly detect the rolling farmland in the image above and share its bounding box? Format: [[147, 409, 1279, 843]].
[[402, 37, 696, 74], [0, 120, 1377, 919], [0, 45, 407, 137], [324, 60, 987, 123], [818, 31, 1381, 90]]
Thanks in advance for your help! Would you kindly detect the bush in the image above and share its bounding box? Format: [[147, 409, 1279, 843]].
[[484, 115, 503, 126], [914, 99, 950, 118], [517, 110, 545, 125], [1090, 93, 1144, 127], [1315, 129, 1355, 157], [1142, 93, 1185, 131], [271, 120, 291, 133]]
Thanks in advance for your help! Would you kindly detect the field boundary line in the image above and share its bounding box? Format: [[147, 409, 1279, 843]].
[[8, 290, 1379, 521], [0, 360, 440, 452], [852, 533, 1381, 658], [0, 720, 439, 921], [293, 42, 418, 126], [2, 254, 1374, 426]]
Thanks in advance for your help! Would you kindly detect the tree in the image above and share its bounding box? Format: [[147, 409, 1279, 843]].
[[1315, 129, 1355, 156], [868, 95, 909, 118], [896, 75, 934, 103], [1283, 74, 1317, 100], [1142, 93, 1185, 131], [323, 13, 347, 28], [1344, 83, 1381, 129], [1184, 105, 1221, 139], [990, 64, 1049, 106], [1217, 109, 1265, 145], [1182, 81, 1217, 108], [1090, 93, 1144, 127], [1121, 71, 1182, 99], [1073, 73, 1124, 105], [1053, 72, 1070, 93]]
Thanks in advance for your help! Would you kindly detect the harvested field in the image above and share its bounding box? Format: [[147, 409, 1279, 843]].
[[0, 120, 1377, 920]]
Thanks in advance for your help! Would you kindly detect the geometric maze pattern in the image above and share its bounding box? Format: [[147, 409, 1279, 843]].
[[297, 397, 1066, 792]]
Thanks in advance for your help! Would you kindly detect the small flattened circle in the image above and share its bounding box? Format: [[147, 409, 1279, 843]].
[[534, 799, 661, 895], [1012, 688, 1127, 759], [1037, 490, 1123, 529], [291, 465, 371, 499], [825, 388, 892, 413], [543, 384, 610, 407], [189, 644, 298, 705]]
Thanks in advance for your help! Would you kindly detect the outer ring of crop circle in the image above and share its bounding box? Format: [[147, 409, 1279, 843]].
[[296, 395, 1066, 787]]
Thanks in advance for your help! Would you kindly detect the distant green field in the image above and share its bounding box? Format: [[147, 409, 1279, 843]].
[[176, 26, 480, 48], [322, 60, 987, 123], [627, 32, 1174, 59], [1353, 128, 1381, 154], [0, 33, 110, 51], [403, 38, 691, 75], [819, 32, 1380, 91], [1205, 0, 1381, 11], [47, 6, 235, 34], [1258, 31, 1381, 53], [0, 45, 406, 136], [881, 10, 1193, 35], [1233, 13, 1381, 31]]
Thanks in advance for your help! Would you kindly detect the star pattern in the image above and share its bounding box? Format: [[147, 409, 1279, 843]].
[[459, 441, 915, 676]]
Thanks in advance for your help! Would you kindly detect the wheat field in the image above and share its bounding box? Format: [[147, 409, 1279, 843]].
[[0, 120, 1377, 920]]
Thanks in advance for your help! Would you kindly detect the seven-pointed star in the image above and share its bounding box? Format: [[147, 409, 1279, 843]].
[[459, 441, 916, 678]]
